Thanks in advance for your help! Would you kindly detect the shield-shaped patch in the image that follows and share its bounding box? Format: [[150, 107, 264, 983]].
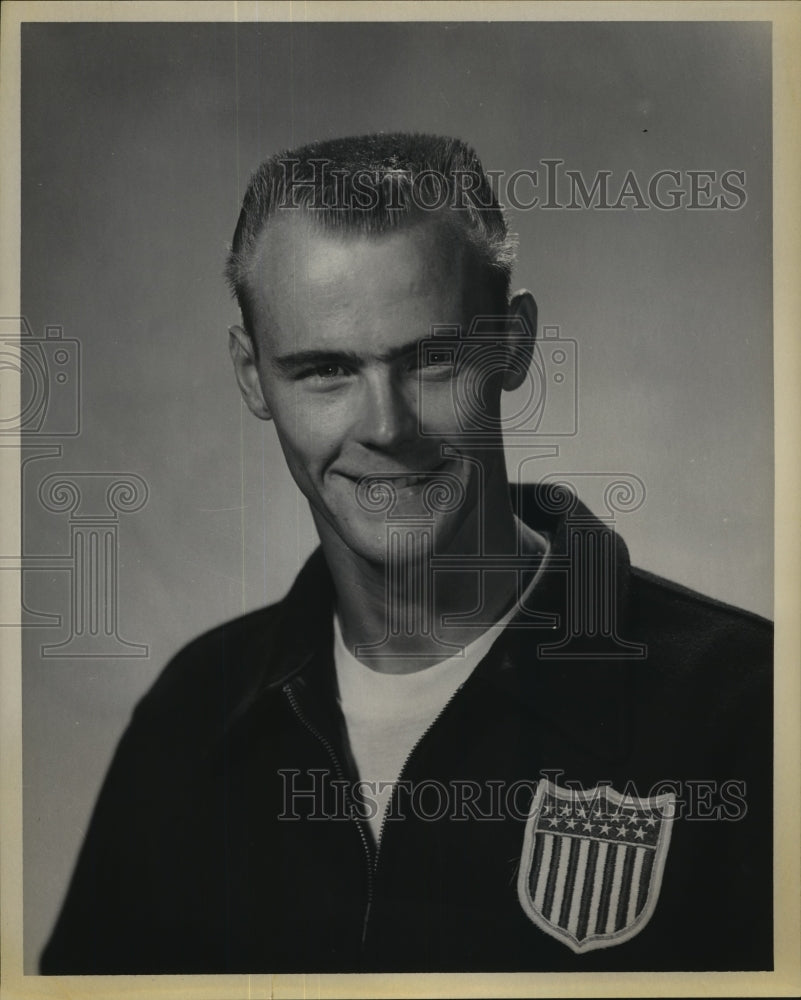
[[517, 778, 675, 953]]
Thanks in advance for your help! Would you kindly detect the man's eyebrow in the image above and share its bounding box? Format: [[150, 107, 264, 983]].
[[270, 349, 362, 375], [270, 339, 423, 374]]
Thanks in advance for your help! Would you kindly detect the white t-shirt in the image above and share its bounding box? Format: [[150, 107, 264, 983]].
[[333, 522, 550, 843]]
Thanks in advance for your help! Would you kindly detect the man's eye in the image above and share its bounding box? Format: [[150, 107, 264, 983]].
[[414, 349, 455, 379], [302, 364, 348, 381], [425, 351, 452, 366], [409, 349, 454, 370]]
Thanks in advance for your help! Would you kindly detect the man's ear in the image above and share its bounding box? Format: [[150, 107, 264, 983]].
[[502, 290, 538, 391], [228, 325, 272, 420]]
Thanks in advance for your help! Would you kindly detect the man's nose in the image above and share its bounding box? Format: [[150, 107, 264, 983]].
[[355, 372, 417, 450]]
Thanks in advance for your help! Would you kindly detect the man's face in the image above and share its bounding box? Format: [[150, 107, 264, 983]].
[[231, 211, 520, 566]]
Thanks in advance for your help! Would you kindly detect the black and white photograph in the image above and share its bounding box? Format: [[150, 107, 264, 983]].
[[1, 2, 799, 997]]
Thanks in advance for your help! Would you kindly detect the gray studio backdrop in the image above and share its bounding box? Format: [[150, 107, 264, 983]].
[[20, 21, 772, 970]]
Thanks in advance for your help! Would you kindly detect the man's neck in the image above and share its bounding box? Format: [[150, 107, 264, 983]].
[[316, 492, 537, 675]]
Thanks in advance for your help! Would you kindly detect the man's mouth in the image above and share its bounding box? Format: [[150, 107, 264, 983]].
[[392, 473, 436, 489], [341, 462, 454, 489]]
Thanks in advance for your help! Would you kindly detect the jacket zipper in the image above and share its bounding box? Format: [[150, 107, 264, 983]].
[[283, 684, 376, 944], [286, 673, 476, 948], [366, 680, 469, 941]]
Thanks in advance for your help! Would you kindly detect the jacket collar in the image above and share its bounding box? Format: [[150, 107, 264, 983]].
[[470, 484, 637, 766]]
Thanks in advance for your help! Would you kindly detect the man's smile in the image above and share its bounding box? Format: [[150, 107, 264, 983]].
[[335, 460, 457, 491]]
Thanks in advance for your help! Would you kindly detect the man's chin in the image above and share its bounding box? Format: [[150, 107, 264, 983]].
[[311, 481, 477, 565], [325, 515, 462, 569]]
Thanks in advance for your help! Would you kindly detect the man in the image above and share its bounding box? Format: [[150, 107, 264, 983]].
[[41, 133, 772, 974]]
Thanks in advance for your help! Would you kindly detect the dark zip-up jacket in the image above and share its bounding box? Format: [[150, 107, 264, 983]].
[[40, 487, 772, 974]]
